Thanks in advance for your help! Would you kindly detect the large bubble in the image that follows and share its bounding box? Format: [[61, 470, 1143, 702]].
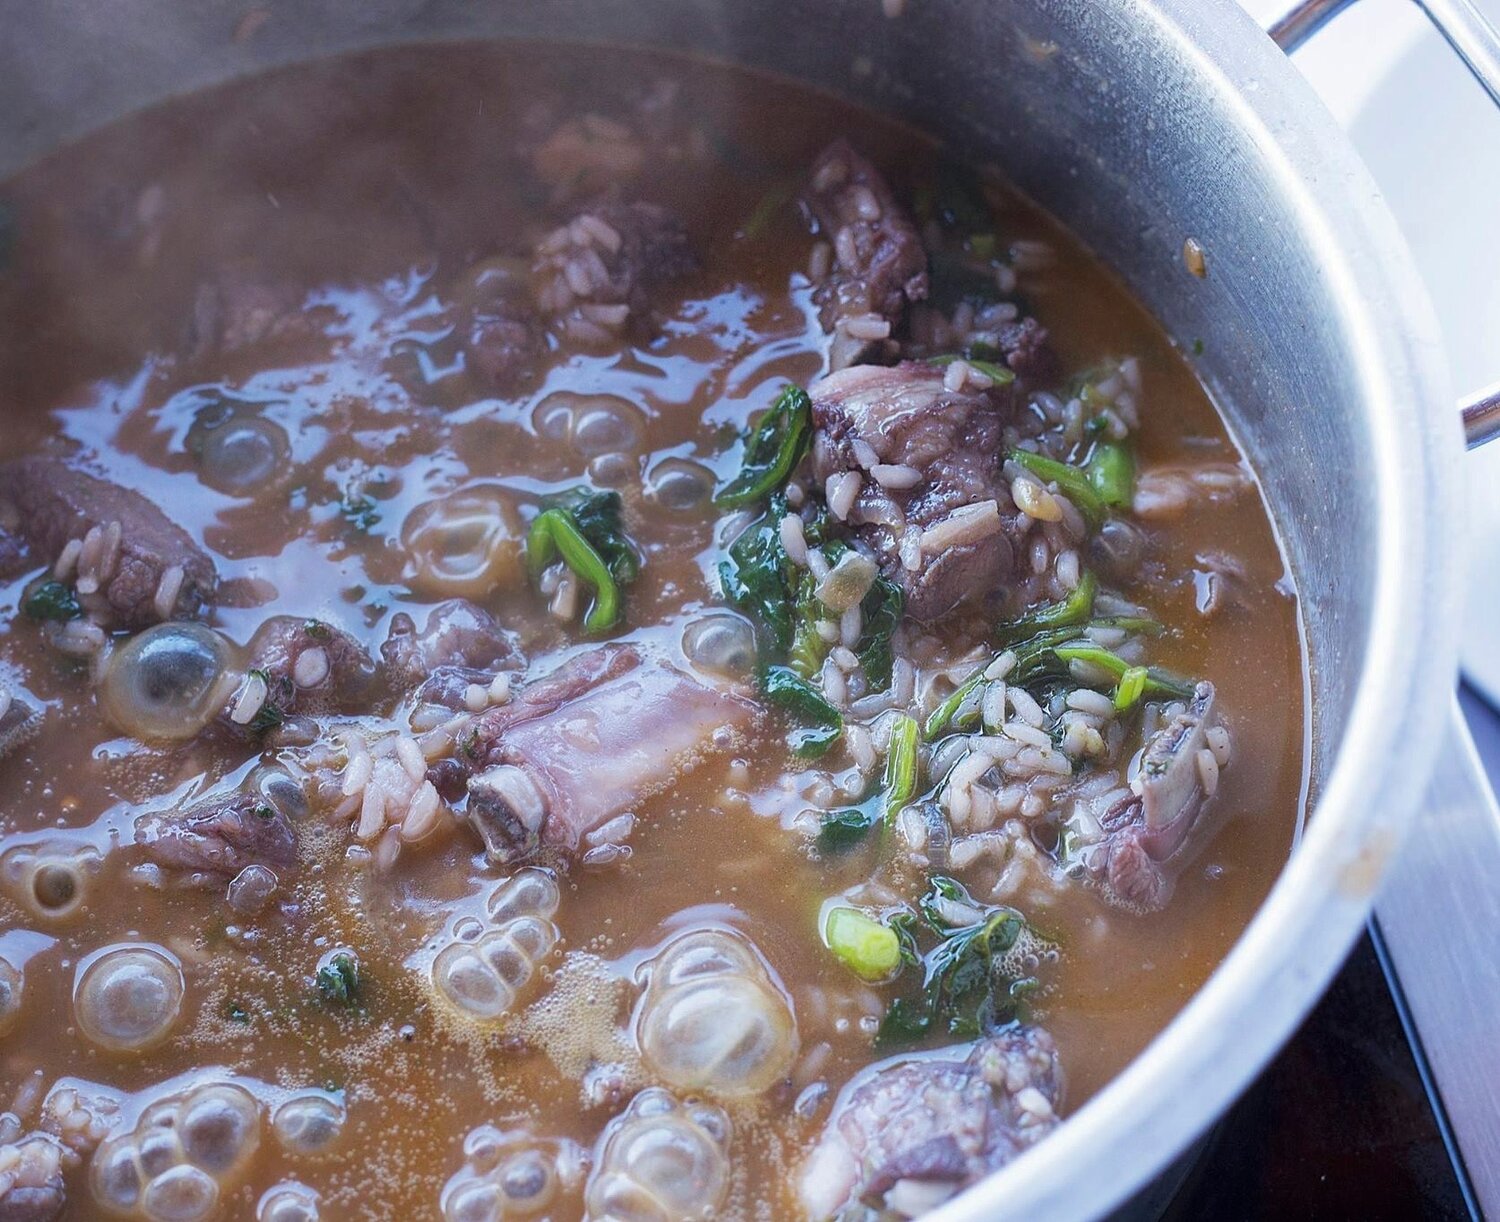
[[401, 487, 526, 599], [99, 623, 239, 742], [584, 1088, 731, 1222], [0, 954, 22, 1035], [431, 870, 560, 1024], [636, 929, 797, 1098], [440, 1125, 584, 1220], [90, 1082, 261, 1221], [74, 943, 185, 1052], [2, 839, 103, 922], [271, 1093, 345, 1156]]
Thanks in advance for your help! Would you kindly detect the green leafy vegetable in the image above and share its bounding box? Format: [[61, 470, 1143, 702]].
[[246, 669, 285, 735], [540, 487, 640, 584], [818, 713, 921, 850], [926, 353, 1016, 386], [1007, 448, 1106, 526], [339, 489, 381, 533], [1087, 442, 1135, 508], [715, 385, 813, 509], [22, 580, 81, 622], [855, 576, 904, 690], [788, 568, 831, 680], [759, 664, 842, 758], [315, 952, 360, 1006], [1052, 644, 1193, 700], [823, 907, 902, 982], [527, 507, 622, 634], [877, 878, 1042, 1048], [924, 665, 987, 741], [998, 572, 1096, 643], [719, 495, 797, 658], [1114, 665, 1149, 712]]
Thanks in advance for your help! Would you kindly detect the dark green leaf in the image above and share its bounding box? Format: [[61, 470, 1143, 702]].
[[855, 576, 904, 689], [998, 572, 1096, 644], [759, 664, 842, 759], [22, 580, 81, 622], [715, 386, 813, 509], [719, 495, 795, 658], [527, 506, 623, 634], [540, 487, 641, 584], [315, 952, 360, 1006]]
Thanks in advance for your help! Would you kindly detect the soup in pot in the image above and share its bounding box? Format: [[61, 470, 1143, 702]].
[[0, 42, 1305, 1221]]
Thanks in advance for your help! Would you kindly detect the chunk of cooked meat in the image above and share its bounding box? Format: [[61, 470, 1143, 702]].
[[222, 617, 376, 734], [381, 599, 523, 692], [461, 646, 756, 865], [990, 315, 1056, 385], [1096, 681, 1221, 911], [801, 140, 929, 370], [808, 362, 1022, 623], [463, 296, 545, 393], [532, 201, 695, 345], [186, 260, 320, 359], [0, 688, 43, 764], [0, 518, 31, 582], [0, 457, 217, 627], [0, 1132, 66, 1222], [799, 1027, 1062, 1219], [134, 790, 297, 881]]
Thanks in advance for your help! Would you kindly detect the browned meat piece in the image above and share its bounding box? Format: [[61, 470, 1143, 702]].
[[799, 1027, 1062, 1219], [808, 362, 1023, 623], [463, 643, 640, 763], [532, 201, 695, 344], [0, 457, 217, 628], [0, 688, 43, 764], [134, 790, 297, 881], [992, 316, 1057, 385], [186, 261, 319, 359], [1096, 682, 1220, 911], [0, 1132, 66, 1222], [802, 140, 929, 370], [381, 599, 523, 692], [464, 297, 545, 393], [460, 646, 756, 865], [0, 518, 30, 581], [221, 616, 376, 736]]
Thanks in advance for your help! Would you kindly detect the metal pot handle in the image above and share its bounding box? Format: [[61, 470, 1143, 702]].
[[1270, 0, 1500, 447]]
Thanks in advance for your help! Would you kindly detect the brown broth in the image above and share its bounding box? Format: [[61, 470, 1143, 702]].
[[0, 42, 1305, 1220]]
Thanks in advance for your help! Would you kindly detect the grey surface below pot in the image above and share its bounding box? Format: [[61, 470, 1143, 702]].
[[0, 0, 1463, 1217]]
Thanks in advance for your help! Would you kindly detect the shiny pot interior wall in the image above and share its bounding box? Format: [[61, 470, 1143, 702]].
[[0, 0, 1371, 791]]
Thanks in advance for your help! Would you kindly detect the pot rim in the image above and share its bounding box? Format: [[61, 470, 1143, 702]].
[[934, 1, 1462, 1218]]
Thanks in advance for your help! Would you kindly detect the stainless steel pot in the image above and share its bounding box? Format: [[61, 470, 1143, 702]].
[[0, 0, 1484, 1216]]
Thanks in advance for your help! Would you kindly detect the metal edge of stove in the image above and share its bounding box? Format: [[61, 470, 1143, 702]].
[[1372, 696, 1500, 1218]]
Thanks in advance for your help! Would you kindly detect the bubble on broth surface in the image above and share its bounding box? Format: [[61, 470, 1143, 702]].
[[2, 840, 103, 922], [197, 416, 291, 496], [401, 487, 526, 599], [90, 1081, 261, 1221], [98, 623, 240, 742], [74, 943, 185, 1052], [431, 870, 560, 1023], [258, 1181, 320, 1222], [584, 1088, 731, 1222], [643, 457, 714, 512], [271, 1092, 345, 1156], [680, 613, 756, 677], [637, 929, 797, 1098], [440, 1125, 584, 1220], [0, 955, 22, 1035], [531, 392, 646, 458]]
